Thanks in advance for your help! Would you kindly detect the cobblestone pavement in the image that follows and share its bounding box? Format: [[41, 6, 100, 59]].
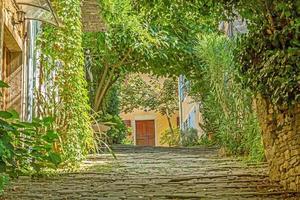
[[3, 145, 300, 200]]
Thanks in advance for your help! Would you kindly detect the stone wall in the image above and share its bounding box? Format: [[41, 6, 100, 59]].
[[256, 95, 300, 191], [81, 0, 106, 32]]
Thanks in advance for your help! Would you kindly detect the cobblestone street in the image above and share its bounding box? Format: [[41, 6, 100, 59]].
[[4, 146, 300, 199]]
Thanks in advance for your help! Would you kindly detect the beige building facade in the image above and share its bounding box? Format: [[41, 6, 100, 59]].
[[120, 74, 179, 146], [178, 75, 204, 137], [0, 0, 26, 113], [0, 0, 58, 119], [120, 109, 178, 146]]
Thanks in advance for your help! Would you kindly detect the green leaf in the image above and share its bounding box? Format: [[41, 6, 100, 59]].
[[0, 111, 13, 119], [42, 130, 59, 142], [42, 117, 54, 125], [0, 119, 16, 132], [0, 81, 9, 88], [48, 152, 62, 166], [8, 110, 19, 119]]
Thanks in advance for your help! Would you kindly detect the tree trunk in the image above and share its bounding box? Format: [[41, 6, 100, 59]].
[[255, 94, 300, 191], [165, 110, 175, 146], [95, 67, 117, 111], [166, 110, 174, 134], [94, 64, 109, 110]]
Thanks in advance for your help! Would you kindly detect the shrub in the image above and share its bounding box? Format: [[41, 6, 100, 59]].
[[190, 34, 264, 161], [160, 128, 181, 147], [181, 128, 199, 147], [198, 134, 216, 147], [0, 81, 62, 193], [99, 114, 127, 145]]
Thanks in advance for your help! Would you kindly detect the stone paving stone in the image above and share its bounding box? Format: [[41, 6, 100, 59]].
[[2, 145, 300, 199]]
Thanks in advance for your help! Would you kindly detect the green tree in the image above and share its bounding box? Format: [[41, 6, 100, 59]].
[[120, 74, 178, 134], [83, 0, 217, 112]]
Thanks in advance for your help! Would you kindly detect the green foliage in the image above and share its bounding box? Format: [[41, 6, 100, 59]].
[[122, 136, 134, 145], [161, 128, 200, 147], [215, 0, 300, 107], [198, 134, 216, 147], [83, 0, 218, 135], [160, 128, 181, 147], [37, 0, 93, 163], [99, 114, 127, 144], [190, 34, 264, 161], [120, 74, 178, 135], [181, 129, 199, 147], [0, 115, 62, 173], [103, 85, 121, 115], [120, 74, 178, 117], [0, 174, 8, 194], [85, 0, 218, 83], [98, 84, 127, 145], [0, 81, 62, 193], [83, 31, 126, 145]]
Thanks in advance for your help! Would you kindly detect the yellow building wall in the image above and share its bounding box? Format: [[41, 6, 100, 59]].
[[180, 95, 204, 137], [120, 109, 178, 146]]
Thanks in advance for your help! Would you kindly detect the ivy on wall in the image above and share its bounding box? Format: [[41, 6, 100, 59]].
[[37, 0, 93, 164]]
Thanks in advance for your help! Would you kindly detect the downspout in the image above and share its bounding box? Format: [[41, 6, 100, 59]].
[[178, 75, 183, 131], [21, 21, 27, 121]]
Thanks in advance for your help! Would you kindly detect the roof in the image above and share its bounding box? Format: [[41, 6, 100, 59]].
[[15, 0, 59, 26]]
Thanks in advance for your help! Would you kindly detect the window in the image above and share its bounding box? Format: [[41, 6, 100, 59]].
[[179, 75, 190, 102]]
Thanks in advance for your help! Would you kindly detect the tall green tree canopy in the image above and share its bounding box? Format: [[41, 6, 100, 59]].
[[84, 0, 218, 111], [214, 0, 299, 107]]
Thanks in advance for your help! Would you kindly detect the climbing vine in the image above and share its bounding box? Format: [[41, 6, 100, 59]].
[[37, 0, 93, 164]]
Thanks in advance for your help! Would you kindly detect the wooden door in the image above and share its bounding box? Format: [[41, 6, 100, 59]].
[[135, 120, 155, 146]]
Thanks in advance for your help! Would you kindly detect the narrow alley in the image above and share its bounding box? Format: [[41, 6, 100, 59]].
[[4, 146, 300, 200]]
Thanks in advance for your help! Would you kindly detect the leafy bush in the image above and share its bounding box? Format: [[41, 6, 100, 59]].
[[38, 0, 93, 163], [0, 81, 62, 193], [94, 84, 128, 145], [190, 34, 264, 161], [181, 128, 199, 147], [122, 127, 134, 145], [0, 115, 62, 173], [198, 134, 216, 147], [161, 128, 200, 147], [99, 114, 127, 145], [160, 128, 181, 147]]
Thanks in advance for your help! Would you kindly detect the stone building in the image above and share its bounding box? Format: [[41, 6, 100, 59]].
[[0, 0, 58, 119]]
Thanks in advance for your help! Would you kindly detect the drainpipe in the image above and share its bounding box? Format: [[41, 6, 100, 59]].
[[178, 75, 183, 131]]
